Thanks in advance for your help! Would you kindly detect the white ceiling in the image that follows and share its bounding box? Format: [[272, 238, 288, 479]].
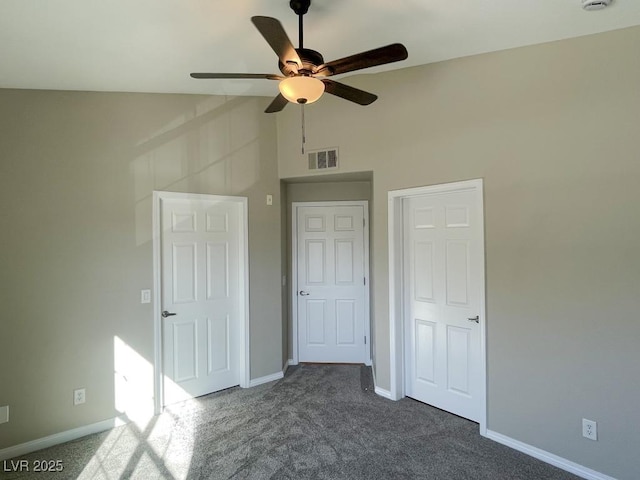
[[2, 0, 640, 97]]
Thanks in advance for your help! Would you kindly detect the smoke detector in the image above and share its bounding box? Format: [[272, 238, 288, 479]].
[[582, 0, 613, 11]]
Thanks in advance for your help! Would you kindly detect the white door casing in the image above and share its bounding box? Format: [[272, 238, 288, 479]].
[[388, 180, 486, 431], [292, 202, 370, 365], [153, 192, 249, 411]]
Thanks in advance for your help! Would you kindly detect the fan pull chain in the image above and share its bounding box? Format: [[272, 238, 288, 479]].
[[301, 104, 306, 155]]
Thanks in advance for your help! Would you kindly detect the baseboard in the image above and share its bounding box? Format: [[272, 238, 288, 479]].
[[371, 365, 393, 400], [288, 358, 297, 366], [0, 416, 127, 461], [283, 359, 290, 375], [485, 430, 616, 480], [374, 386, 392, 399], [248, 371, 284, 387]]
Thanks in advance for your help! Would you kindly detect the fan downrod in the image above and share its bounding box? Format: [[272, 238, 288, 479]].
[[290, 0, 310, 16]]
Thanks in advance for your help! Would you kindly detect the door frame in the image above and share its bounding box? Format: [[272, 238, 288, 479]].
[[387, 179, 486, 434], [152, 191, 250, 414], [291, 201, 371, 366]]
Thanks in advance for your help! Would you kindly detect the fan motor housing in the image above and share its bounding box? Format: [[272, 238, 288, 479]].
[[279, 48, 324, 76]]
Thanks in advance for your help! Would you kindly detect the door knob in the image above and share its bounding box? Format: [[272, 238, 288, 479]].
[[467, 315, 479, 323], [299, 291, 310, 296], [162, 310, 177, 318]]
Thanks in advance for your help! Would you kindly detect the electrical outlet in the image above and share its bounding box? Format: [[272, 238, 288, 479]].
[[582, 418, 597, 440], [0, 405, 9, 424], [74, 388, 86, 406]]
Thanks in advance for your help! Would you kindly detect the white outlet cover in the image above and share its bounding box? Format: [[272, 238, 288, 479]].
[[582, 418, 597, 440], [141, 289, 151, 304], [0, 405, 9, 424], [74, 389, 86, 406]]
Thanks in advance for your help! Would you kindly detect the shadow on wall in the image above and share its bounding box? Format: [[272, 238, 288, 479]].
[[105, 96, 264, 475], [131, 95, 263, 246], [0, 90, 272, 463]]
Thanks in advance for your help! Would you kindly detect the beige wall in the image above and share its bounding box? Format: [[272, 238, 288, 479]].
[[277, 27, 640, 480], [0, 90, 283, 449]]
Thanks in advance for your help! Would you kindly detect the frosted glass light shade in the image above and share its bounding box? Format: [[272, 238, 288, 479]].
[[279, 76, 325, 104]]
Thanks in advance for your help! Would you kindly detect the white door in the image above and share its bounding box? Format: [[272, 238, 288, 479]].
[[160, 194, 242, 405], [403, 188, 483, 422], [296, 203, 368, 363]]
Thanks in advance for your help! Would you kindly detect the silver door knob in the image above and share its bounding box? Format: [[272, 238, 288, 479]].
[[162, 310, 177, 318], [299, 291, 310, 296], [467, 316, 479, 323]]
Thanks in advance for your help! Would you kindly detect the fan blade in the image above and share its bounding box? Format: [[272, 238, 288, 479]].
[[321, 79, 377, 106], [251, 16, 302, 68], [190, 73, 282, 80], [265, 94, 289, 113], [314, 43, 408, 77]]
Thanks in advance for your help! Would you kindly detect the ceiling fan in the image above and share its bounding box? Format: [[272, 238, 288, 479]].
[[190, 0, 408, 113]]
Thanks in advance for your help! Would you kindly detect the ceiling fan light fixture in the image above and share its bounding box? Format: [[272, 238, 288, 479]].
[[279, 76, 325, 105]]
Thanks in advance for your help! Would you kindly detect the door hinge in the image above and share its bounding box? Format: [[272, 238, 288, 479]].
[[364, 277, 366, 286], [363, 218, 365, 228], [364, 336, 367, 345]]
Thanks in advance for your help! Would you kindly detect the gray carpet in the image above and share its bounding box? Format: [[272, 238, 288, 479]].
[[2, 365, 579, 479]]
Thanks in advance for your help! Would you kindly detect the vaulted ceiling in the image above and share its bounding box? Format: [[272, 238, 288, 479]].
[[2, 0, 639, 96]]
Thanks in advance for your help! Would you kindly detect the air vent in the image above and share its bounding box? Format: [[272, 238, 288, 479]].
[[308, 148, 339, 171], [581, 0, 612, 10]]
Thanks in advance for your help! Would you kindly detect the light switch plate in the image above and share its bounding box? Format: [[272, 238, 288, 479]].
[[0, 405, 9, 424], [141, 289, 151, 304]]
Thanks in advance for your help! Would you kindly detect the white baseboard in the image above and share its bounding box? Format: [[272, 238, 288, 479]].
[[374, 386, 392, 399], [248, 371, 284, 387], [0, 416, 127, 461], [288, 358, 297, 366], [485, 430, 616, 480], [371, 365, 393, 400]]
